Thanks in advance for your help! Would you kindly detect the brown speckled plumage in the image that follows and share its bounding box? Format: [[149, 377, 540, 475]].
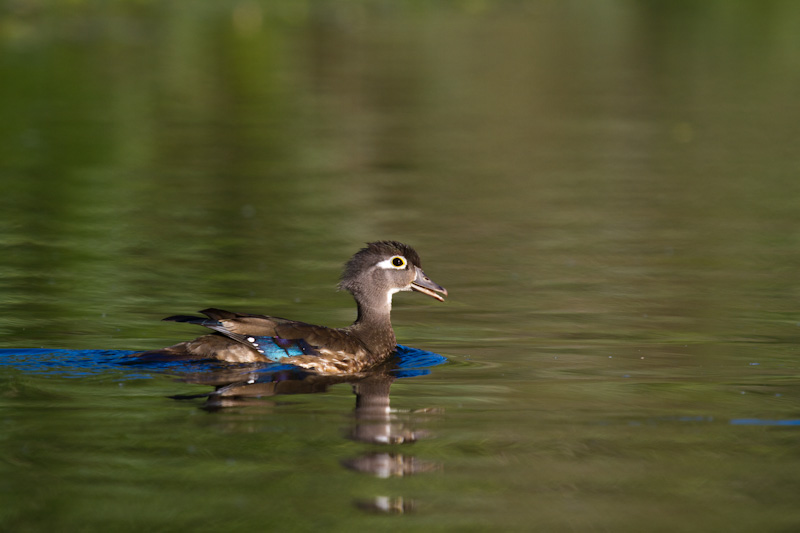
[[133, 241, 447, 374]]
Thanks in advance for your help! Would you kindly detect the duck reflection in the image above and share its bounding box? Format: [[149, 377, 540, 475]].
[[175, 364, 437, 448], [168, 347, 444, 512], [354, 495, 416, 514]]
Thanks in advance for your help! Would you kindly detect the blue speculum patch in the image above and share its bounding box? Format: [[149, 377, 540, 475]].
[[245, 336, 312, 359]]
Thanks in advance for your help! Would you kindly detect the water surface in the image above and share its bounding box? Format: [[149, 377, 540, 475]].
[[2, 2, 800, 531]]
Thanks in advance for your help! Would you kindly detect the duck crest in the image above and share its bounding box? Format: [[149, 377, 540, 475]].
[[133, 241, 447, 374], [338, 241, 421, 296]]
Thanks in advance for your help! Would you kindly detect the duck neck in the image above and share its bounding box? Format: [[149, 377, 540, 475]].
[[346, 290, 397, 356]]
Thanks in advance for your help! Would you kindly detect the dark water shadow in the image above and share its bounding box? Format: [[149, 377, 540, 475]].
[[171, 358, 444, 514], [0, 345, 447, 514]]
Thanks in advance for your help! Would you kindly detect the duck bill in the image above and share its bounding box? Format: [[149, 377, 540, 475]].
[[411, 266, 448, 302]]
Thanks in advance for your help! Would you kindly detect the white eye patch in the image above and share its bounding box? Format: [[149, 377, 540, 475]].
[[376, 255, 407, 269]]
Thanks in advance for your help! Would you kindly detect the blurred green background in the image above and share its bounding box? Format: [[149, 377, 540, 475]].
[[3, 0, 799, 351], [3, 1, 800, 531]]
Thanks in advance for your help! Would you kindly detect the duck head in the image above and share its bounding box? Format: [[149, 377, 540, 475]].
[[339, 241, 447, 308]]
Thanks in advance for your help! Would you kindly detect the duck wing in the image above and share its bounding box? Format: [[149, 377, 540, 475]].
[[157, 308, 371, 368]]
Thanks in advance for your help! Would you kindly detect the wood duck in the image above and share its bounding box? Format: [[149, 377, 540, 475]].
[[133, 241, 447, 373]]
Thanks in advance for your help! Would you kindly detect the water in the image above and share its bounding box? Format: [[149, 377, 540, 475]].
[[3, 1, 800, 531]]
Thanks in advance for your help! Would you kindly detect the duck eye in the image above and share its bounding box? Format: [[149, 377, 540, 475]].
[[391, 256, 406, 268]]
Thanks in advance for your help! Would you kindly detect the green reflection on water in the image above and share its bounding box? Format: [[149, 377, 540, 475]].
[[3, 1, 800, 531]]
